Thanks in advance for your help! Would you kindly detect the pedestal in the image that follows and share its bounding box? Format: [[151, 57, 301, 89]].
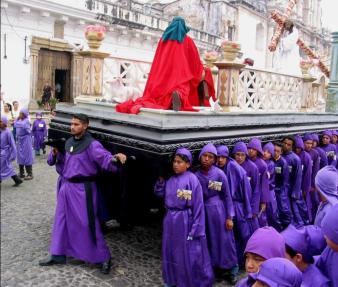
[[300, 76, 315, 111], [77, 50, 110, 99], [214, 61, 245, 112]]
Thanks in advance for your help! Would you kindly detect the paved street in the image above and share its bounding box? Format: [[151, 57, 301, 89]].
[[1, 150, 236, 287]]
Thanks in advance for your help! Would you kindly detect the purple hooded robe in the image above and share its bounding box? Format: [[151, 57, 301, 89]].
[[49, 132, 118, 264], [321, 130, 337, 167], [154, 148, 214, 287], [14, 108, 34, 166], [32, 112, 47, 151], [312, 134, 328, 169], [195, 143, 237, 269], [47, 150, 65, 196], [217, 145, 253, 265], [316, 204, 338, 287], [0, 116, 17, 180]]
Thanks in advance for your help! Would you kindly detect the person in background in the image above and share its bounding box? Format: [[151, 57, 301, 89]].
[[321, 130, 337, 167], [3, 103, 14, 128], [312, 134, 328, 169], [12, 101, 20, 141], [32, 112, 47, 156], [42, 82, 53, 111], [0, 116, 23, 186]]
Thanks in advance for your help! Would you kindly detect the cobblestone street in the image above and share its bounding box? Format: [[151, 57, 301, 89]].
[[1, 150, 235, 287]]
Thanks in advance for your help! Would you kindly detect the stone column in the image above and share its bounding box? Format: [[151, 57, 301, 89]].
[[28, 45, 40, 109], [75, 50, 110, 102], [214, 62, 245, 111], [326, 32, 338, 113], [70, 53, 84, 102], [300, 76, 316, 111]]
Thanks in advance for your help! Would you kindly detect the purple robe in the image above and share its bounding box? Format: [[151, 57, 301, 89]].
[[32, 118, 47, 151], [307, 149, 320, 221], [316, 247, 338, 287], [195, 165, 237, 269], [14, 118, 34, 165], [50, 140, 117, 263], [47, 150, 65, 196], [302, 264, 330, 287], [321, 143, 337, 167], [154, 171, 214, 287], [315, 146, 329, 169], [283, 151, 305, 226], [239, 159, 260, 232], [274, 156, 292, 227], [219, 158, 253, 265], [0, 128, 17, 180]]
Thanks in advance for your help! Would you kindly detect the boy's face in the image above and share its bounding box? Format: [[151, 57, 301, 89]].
[[235, 152, 246, 165], [304, 140, 313, 151], [322, 135, 330, 145], [200, 152, 215, 169], [295, 147, 302, 155], [245, 252, 265, 274], [173, 155, 190, 174], [248, 148, 258, 159], [332, 135, 338, 144], [217, 156, 227, 168], [283, 139, 293, 153], [274, 145, 282, 160], [263, 150, 271, 161]]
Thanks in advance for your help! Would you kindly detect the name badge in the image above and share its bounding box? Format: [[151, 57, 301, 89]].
[[267, 172, 271, 179], [177, 189, 192, 200], [288, 166, 293, 173], [208, 180, 222, 191], [247, 176, 251, 181], [275, 167, 282, 174], [301, 165, 304, 171], [70, 146, 74, 153], [38, 123, 44, 128]]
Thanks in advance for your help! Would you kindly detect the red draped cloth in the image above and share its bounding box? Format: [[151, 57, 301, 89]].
[[116, 36, 215, 114]]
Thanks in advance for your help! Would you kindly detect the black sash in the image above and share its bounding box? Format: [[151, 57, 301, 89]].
[[68, 176, 98, 246]]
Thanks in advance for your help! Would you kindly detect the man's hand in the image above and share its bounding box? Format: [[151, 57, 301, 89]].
[[52, 147, 58, 156], [225, 219, 234, 230], [260, 203, 267, 212], [114, 153, 127, 164]]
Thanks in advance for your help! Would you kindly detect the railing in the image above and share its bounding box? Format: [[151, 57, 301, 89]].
[[86, 0, 221, 46]]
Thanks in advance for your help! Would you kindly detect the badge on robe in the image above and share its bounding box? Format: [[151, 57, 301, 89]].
[[38, 123, 44, 128], [208, 180, 222, 191], [177, 189, 192, 200], [70, 146, 73, 153], [288, 166, 293, 173], [275, 166, 282, 174]]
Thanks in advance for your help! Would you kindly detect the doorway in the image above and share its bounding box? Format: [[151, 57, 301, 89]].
[[54, 69, 69, 102]]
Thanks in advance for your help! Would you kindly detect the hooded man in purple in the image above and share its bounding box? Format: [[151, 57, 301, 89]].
[[248, 258, 302, 287], [217, 145, 252, 271], [282, 224, 329, 287], [282, 136, 305, 227], [273, 142, 292, 228], [39, 114, 127, 274], [14, 108, 34, 180], [294, 135, 312, 224], [312, 134, 328, 169], [303, 134, 320, 221], [154, 148, 214, 287], [32, 112, 47, 156], [262, 142, 281, 231], [0, 116, 23, 186], [316, 204, 338, 286], [233, 142, 260, 233], [314, 165, 338, 228], [321, 130, 337, 167], [247, 138, 270, 227], [195, 143, 238, 279], [236, 226, 286, 287]]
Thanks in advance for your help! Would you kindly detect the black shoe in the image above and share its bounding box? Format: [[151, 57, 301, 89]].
[[19, 174, 25, 179], [172, 91, 181, 111], [12, 178, 23, 187], [39, 255, 66, 266], [100, 258, 112, 274]]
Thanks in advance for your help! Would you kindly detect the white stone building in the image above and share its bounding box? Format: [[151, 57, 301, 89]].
[[0, 0, 331, 108]]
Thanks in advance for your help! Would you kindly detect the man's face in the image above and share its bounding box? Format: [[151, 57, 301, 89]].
[[200, 152, 215, 169], [274, 145, 282, 160], [283, 139, 293, 153], [322, 135, 330, 145], [332, 135, 338, 144], [235, 152, 246, 165], [248, 148, 258, 159], [70, 118, 87, 136], [217, 156, 227, 168], [304, 140, 313, 152]]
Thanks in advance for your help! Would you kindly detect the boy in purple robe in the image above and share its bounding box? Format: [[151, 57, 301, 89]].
[[233, 142, 260, 233], [314, 165, 338, 228], [216, 145, 252, 270], [262, 142, 281, 231], [282, 136, 305, 227], [14, 108, 34, 180], [154, 148, 214, 287], [39, 114, 127, 274], [273, 142, 292, 229], [248, 258, 302, 287], [32, 112, 47, 156], [312, 134, 328, 169], [0, 116, 23, 186], [282, 224, 330, 287], [303, 134, 320, 221], [195, 143, 238, 283], [316, 204, 338, 286], [294, 135, 311, 224], [236, 226, 286, 287], [247, 138, 270, 227], [321, 130, 337, 167]]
